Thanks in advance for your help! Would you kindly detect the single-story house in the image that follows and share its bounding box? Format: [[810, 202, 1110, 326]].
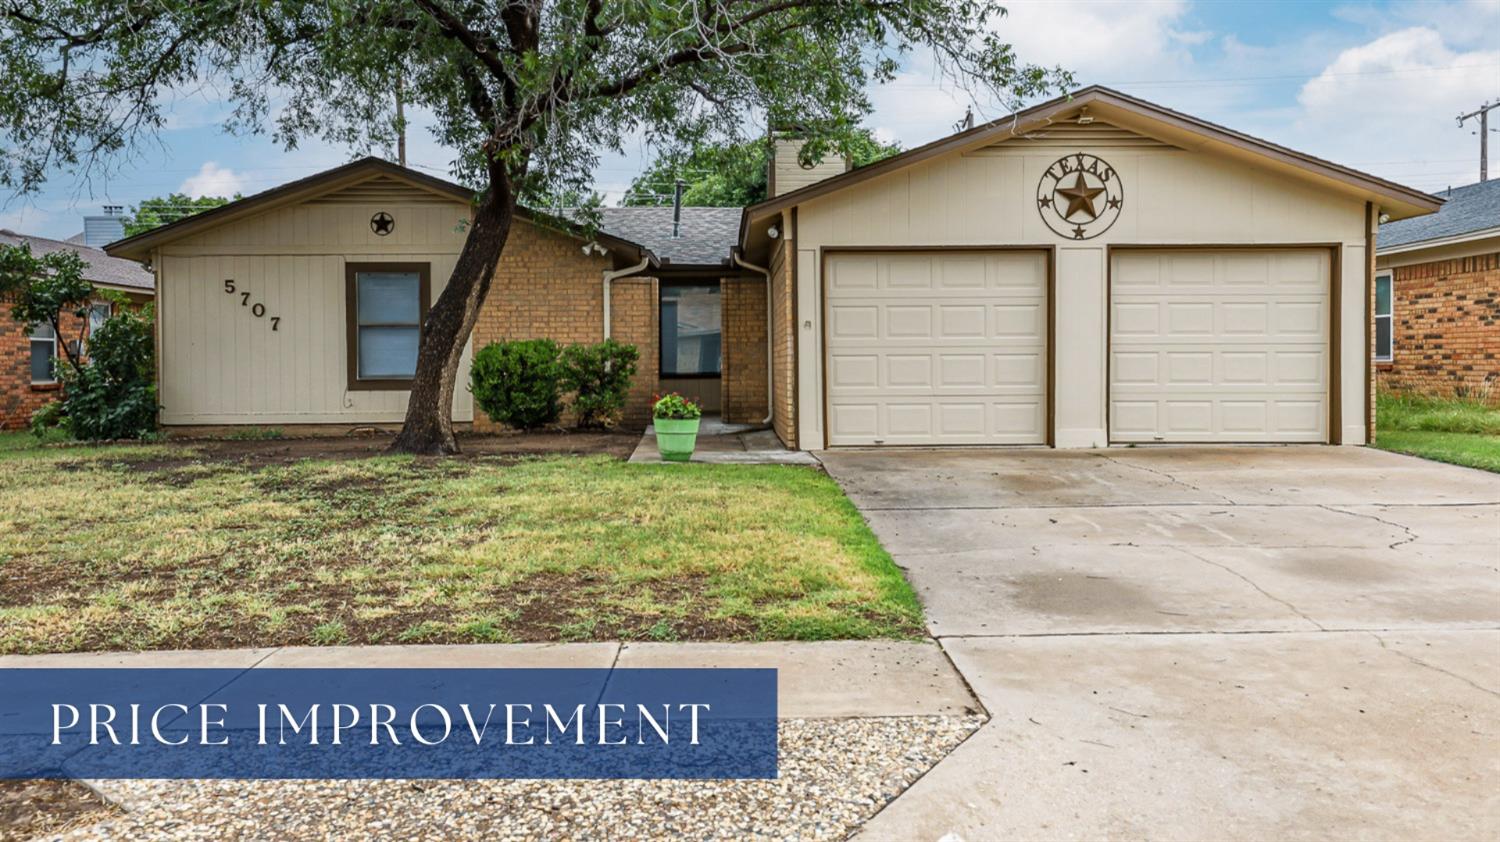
[[1374, 178, 1498, 401], [104, 86, 1443, 449], [1, 228, 155, 429]]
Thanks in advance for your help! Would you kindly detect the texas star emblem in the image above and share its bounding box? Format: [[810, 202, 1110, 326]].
[[1036, 153, 1123, 240], [370, 211, 395, 236]]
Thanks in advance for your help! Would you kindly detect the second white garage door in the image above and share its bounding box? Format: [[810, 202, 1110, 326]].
[[825, 250, 1048, 446], [1110, 249, 1330, 443]]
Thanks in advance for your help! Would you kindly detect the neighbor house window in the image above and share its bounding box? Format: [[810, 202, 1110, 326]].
[[660, 283, 722, 376], [85, 301, 112, 352], [1374, 272, 1393, 362], [29, 322, 57, 384], [346, 263, 429, 389]]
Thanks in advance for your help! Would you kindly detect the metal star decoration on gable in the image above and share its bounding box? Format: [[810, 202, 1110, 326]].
[[370, 212, 395, 236], [1034, 153, 1124, 240], [1055, 172, 1104, 220]]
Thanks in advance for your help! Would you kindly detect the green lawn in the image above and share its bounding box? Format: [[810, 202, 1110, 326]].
[[1375, 392, 1500, 473], [0, 433, 922, 654]]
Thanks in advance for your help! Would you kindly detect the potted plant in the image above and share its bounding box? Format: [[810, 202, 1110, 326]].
[[652, 392, 703, 462]]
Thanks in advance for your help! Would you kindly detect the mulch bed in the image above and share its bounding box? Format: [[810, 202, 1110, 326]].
[[0, 779, 119, 841]]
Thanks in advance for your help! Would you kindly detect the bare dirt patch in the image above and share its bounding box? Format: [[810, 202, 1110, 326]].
[[181, 430, 641, 467], [0, 779, 119, 841]]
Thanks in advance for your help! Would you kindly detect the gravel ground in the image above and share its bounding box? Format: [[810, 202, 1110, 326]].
[[45, 716, 981, 841]]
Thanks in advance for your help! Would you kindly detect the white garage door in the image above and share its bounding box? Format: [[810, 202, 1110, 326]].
[[825, 250, 1047, 446], [1110, 249, 1329, 443]]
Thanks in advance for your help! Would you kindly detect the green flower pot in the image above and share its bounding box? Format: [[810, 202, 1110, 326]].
[[654, 417, 700, 462]]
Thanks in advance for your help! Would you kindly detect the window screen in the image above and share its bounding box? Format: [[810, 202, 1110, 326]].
[[660, 284, 722, 376], [356, 271, 422, 379], [1374, 274, 1393, 362]]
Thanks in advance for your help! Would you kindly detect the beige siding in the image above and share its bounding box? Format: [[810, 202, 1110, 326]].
[[157, 190, 475, 425], [792, 127, 1370, 449]]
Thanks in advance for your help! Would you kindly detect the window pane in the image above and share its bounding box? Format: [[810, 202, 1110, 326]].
[[358, 326, 419, 378], [1375, 276, 1392, 317], [1375, 316, 1392, 360], [89, 303, 111, 334], [30, 339, 55, 382], [660, 285, 722, 376], [358, 273, 421, 325]]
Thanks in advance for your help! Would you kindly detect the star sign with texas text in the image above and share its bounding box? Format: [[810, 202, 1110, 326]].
[[1036, 153, 1123, 240]]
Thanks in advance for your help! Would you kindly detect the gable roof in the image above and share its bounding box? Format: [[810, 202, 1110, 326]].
[[0, 229, 154, 293], [740, 86, 1443, 241], [1378, 179, 1500, 252], [104, 157, 654, 265]]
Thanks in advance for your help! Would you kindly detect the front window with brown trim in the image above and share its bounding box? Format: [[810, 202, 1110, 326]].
[[660, 282, 722, 377], [346, 263, 430, 390]]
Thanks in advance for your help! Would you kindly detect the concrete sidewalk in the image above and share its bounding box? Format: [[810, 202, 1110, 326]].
[[0, 639, 977, 721], [629, 418, 820, 465]]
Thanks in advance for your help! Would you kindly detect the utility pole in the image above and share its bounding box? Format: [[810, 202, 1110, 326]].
[[1457, 99, 1499, 182], [395, 78, 407, 168]]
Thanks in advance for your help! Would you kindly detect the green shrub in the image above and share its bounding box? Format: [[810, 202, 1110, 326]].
[[561, 339, 639, 429], [29, 400, 65, 438], [470, 339, 564, 430], [58, 304, 158, 440], [653, 392, 702, 420]]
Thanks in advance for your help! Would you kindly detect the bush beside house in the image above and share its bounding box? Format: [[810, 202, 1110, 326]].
[[471, 338, 640, 431]]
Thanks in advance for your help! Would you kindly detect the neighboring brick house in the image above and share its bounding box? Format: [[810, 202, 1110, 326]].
[[0, 230, 154, 430], [1376, 179, 1500, 403]]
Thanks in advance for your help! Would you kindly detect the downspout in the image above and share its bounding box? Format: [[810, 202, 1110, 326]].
[[601, 255, 651, 341], [731, 251, 774, 426]]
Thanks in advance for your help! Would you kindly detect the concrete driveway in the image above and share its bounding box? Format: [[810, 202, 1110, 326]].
[[820, 446, 1500, 841]]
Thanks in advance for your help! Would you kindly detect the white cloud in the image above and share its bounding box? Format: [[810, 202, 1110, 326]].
[[1289, 26, 1499, 190], [179, 162, 248, 198]]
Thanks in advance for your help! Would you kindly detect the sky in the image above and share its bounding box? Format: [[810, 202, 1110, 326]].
[[4, 0, 1498, 240]]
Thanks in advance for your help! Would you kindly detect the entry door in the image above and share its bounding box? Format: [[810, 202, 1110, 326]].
[[824, 250, 1048, 446], [1110, 249, 1330, 443]]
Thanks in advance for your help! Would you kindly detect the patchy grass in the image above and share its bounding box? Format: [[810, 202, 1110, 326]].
[[0, 433, 922, 654], [1376, 392, 1500, 473]]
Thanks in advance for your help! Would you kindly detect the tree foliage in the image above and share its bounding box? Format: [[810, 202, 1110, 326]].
[[0, 242, 93, 378], [122, 193, 238, 237], [54, 302, 157, 440], [622, 130, 900, 207], [0, 0, 1071, 454]]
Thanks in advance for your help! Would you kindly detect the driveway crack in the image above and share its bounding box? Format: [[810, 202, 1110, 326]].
[[1179, 548, 1326, 631], [1318, 505, 1419, 549], [1368, 632, 1500, 698], [1098, 454, 1237, 505]]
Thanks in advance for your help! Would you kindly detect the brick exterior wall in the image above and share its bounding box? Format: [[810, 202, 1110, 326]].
[[471, 221, 658, 431], [721, 277, 769, 424], [608, 277, 658, 427], [769, 237, 797, 448], [1376, 251, 1500, 404], [1, 293, 149, 430]]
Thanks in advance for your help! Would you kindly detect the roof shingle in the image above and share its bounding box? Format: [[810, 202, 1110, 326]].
[[597, 207, 740, 267], [1379, 179, 1499, 250], [0, 229, 154, 292]]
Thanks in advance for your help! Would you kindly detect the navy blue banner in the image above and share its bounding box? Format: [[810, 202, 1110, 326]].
[[0, 668, 777, 780]]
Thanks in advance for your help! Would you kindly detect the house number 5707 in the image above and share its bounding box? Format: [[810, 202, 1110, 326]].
[[222, 279, 281, 331]]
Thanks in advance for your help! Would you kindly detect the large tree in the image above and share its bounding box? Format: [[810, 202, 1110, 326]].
[[0, 1, 1069, 454], [622, 130, 900, 208], [122, 193, 238, 237]]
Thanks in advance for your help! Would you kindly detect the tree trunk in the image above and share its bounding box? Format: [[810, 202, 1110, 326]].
[[389, 170, 516, 455]]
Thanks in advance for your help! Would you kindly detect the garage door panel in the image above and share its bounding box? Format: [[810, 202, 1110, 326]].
[[1111, 249, 1328, 443], [827, 250, 1047, 446]]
